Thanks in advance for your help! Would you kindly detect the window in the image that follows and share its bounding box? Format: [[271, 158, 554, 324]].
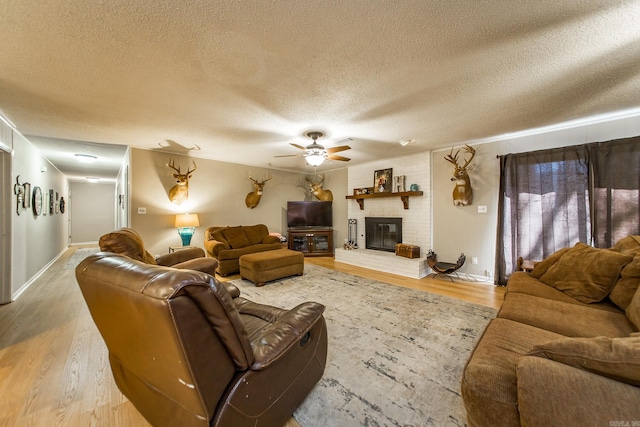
[[495, 136, 640, 285]]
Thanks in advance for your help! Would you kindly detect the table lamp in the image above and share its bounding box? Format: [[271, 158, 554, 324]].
[[175, 213, 200, 246]]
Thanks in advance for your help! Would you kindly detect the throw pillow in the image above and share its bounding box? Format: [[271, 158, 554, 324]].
[[627, 287, 640, 330], [609, 236, 640, 310], [223, 226, 250, 249], [530, 247, 570, 279], [527, 334, 640, 386], [211, 228, 227, 244], [539, 243, 633, 303]]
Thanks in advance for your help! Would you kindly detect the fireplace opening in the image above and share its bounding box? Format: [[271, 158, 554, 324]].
[[365, 217, 402, 252]]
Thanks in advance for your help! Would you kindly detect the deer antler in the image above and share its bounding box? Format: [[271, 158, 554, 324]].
[[185, 161, 197, 175], [461, 145, 476, 169], [444, 148, 460, 166], [166, 158, 181, 174], [249, 171, 272, 184]]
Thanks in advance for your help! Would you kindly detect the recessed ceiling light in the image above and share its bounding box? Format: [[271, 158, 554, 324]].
[[86, 177, 100, 183], [75, 153, 98, 163]]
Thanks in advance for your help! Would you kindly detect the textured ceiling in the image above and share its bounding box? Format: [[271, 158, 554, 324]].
[[1, 0, 640, 178]]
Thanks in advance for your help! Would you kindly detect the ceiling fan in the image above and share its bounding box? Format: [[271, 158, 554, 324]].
[[275, 131, 352, 166]]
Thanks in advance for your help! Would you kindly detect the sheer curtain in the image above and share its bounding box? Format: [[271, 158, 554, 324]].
[[495, 136, 640, 286], [590, 136, 640, 248]]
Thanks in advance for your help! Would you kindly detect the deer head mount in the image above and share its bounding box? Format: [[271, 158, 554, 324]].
[[306, 174, 333, 201], [444, 144, 476, 206], [245, 171, 272, 209], [166, 159, 197, 205]]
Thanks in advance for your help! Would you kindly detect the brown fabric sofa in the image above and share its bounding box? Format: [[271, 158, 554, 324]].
[[204, 225, 283, 276], [462, 236, 640, 426], [76, 252, 328, 427]]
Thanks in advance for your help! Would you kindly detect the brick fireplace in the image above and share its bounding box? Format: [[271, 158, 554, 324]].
[[335, 152, 431, 279]]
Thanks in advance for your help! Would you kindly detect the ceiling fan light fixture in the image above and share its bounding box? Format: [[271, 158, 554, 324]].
[[305, 152, 326, 166]]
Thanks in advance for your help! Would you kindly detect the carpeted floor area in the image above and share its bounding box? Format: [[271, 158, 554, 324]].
[[231, 264, 497, 427]]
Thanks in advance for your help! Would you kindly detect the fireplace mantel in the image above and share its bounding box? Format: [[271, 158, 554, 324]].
[[346, 190, 423, 210]]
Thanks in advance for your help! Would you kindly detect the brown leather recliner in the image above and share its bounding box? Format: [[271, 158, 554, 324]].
[[99, 227, 240, 298], [76, 252, 328, 427]]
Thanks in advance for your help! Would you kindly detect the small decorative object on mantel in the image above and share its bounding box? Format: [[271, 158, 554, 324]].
[[374, 168, 392, 193], [444, 144, 476, 206], [410, 183, 419, 191], [353, 187, 369, 195], [393, 175, 406, 193], [395, 243, 420, 259]]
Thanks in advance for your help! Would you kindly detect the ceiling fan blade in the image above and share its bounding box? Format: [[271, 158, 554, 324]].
[[290, 143, 307, 150], [274, 153, 304, 158], [327, 154, 351, 162], [326, 145, 351, 154]]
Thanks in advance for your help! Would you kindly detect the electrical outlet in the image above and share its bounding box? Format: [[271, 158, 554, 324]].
[[471, 257, 478, 265], [138, 207, 147, 214], [477, 205, 487, 213]]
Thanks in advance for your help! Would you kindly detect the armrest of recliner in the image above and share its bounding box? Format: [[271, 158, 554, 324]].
[[247, 302, 326, 370], [156, 247, 205, 266]]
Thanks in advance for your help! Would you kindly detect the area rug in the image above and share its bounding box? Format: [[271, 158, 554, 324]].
[[230, 264, 497, 427], [62, 247, 99, 269]]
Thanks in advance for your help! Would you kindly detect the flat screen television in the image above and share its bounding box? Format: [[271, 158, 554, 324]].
[[287, 201, 333, 228]]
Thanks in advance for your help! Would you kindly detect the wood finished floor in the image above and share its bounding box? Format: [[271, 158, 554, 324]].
[[0, 246, 504, 426]]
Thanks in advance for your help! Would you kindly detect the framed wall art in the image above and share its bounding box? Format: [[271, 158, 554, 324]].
[[373, 168, 393, 193], [33, 186, 42, 216]]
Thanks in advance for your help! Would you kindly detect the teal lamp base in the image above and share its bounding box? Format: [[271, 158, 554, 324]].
[[177, 227, 195, 246]]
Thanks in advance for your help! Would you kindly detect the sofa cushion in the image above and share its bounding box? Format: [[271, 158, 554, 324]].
[[527, 333, 640, 386], [211, 228, 227, 244], [627, 287, 640, 329], [498, 292, 635, 338], [539, 243, 632, 303], [530, 247, 570, 279], [461, 318, 563, 427], [506, 272, 622, 313], [223, 226, 250, 249], [244, 224, 269, 245]]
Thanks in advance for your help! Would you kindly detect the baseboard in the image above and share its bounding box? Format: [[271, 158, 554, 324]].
[[12, 246, 68, 301]]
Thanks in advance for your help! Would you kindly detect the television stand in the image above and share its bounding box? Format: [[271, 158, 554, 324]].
[[288, 228, 334, 257]]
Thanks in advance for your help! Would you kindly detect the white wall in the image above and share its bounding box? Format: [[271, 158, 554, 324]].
[[432, 114, 640, 279], [69, 181, 116, 244], [11, 131, 68, 299], [347, 152, 431, 253], [129, 148, 347, 256]]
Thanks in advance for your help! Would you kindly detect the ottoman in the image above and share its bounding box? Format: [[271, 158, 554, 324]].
[[239, 248, 304, 287]]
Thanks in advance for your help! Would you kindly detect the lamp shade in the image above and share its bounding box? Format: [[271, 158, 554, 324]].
[[175, 213, 200, 228]]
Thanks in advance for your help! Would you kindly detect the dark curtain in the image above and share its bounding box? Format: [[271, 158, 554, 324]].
[[589, 136, 640, 248], [495, 146, 590, 285], [496, 136, 640, 286]]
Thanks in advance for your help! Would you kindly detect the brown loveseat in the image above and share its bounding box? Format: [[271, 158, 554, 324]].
[[204, 225, 283, 276], [462, 236, 640, 426], [76, 252, 328, 427]]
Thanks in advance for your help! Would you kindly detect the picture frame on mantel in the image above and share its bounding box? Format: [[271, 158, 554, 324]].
[[374, 168, 393, 193]]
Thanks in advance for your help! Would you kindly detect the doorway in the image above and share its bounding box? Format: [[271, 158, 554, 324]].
[[0, 149, 12, 303]]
